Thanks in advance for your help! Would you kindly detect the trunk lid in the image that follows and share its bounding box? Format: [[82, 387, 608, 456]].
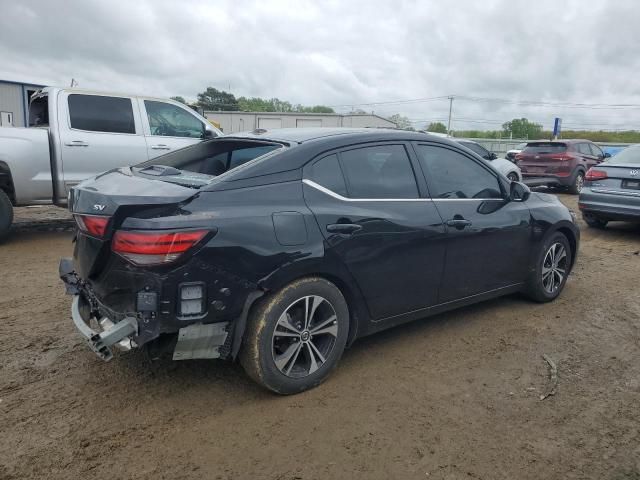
[[586, 162, 640, 191], [70, 167, 205, 278]]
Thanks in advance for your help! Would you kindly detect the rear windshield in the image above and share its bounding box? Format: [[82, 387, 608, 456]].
[[605, 145, 640, 165], [522, 142, 567, 154], [136, 139, 284, 177]]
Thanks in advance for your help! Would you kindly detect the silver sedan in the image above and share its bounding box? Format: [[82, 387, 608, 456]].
[[579, 145, 640, 228]]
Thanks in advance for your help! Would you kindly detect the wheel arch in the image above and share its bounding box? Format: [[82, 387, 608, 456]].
[[0, 161, 16, 204]]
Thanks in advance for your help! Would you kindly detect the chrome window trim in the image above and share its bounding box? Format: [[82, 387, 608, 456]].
[[302, 179, 505, 202]]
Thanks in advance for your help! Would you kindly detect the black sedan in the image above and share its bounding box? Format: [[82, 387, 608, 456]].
[[60, 128, 579, 394], [579, 145, 640, 228]]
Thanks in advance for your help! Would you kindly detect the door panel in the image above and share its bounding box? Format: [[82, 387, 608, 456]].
[[303, 182, 446, 319], [58, 92, 148, 192], [139, 99, 206, 159], [413, 143, 532, 302], [303, 145, 446, 320]]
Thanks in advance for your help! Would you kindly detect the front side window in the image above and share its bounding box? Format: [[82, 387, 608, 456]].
[[589, 143, 603, 157], [307, 154, 348, 197], [68, 94, 135, 134], [577, 143, 592, 155], [339, 145, 419, 199], [461, 141, 489, 159], [145, 100, 205, 138], [415, 145, 503, 199]]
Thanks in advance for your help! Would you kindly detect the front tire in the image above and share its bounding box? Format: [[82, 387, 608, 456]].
[[525, 232, 573, 303], [240, 277, 349, 394], [0, 189, 13, 243], [568, 171, 585, 194]]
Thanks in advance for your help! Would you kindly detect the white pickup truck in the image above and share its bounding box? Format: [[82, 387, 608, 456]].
[[0, 87, 221, 241]]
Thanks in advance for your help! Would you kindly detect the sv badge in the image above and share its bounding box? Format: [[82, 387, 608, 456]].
[[93, 204, 106, 211]]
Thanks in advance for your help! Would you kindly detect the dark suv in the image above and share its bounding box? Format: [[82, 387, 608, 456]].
[[60, 128, 579, 394], [516, 140, 610, 194]]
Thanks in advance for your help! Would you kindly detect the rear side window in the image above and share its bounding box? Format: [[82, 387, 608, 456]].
[[339, 145, 418, 199], [522, 143, 567, 154], [307, 154, 348, 197], [415, 145, 502, 199], [68, 94, 135, 134]]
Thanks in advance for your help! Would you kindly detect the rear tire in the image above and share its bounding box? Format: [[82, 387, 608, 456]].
[[240, 277, 349, 395], [525, 232, 573, 303], [0, 189, 13, 243], [568, 171, 585, 195], [583, 213, 608, 229]]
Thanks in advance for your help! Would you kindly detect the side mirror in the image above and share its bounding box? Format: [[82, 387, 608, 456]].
[[603, 152, 611, 159], [203, 128, 216, 140], [510, 181, 531, 202], [488, 152, 498, 160]]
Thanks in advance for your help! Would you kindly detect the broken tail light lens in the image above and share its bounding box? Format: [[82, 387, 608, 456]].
[[585, 169, 608, 181], [74, 214, 110, 237], [112, 230, 208, 266]]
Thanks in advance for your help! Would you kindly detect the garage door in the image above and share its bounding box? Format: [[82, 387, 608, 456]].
[[257, 117, 282, 129], [296, 118, 322, 128]]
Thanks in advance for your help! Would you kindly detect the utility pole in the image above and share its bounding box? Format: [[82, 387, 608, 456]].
[[447, 96, 454, 134]]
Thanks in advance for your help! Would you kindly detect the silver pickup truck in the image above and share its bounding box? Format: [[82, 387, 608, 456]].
[[0, 87, 221, 241]]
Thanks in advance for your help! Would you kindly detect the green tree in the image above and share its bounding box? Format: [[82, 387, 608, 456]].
[[170, 96, 186, 104], [426, 121, 447, 133], [388, 114, 414, 130], [197, 87, 239, 111], [502, 118, 543, 139]]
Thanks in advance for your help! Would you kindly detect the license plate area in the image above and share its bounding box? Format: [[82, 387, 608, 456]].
[[622, 179, 640, 190]]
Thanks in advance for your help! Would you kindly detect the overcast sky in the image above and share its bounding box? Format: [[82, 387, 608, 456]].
[[1, 0, 640, 131]]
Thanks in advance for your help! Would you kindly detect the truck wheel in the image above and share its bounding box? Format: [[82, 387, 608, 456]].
[[568, 171, 585, 195], [0, 189, 13, 243], [240, 277, 349, 395]]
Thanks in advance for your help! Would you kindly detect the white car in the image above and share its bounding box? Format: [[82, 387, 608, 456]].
[[456, 140, 522, 182], [506, 142, 527, 163]]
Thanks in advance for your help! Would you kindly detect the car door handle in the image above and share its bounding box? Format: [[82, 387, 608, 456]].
[[150, 144, 171, 150], [326, 223, 362, 235], [446, 218, 472, 229], [65, 141, 89, 147]]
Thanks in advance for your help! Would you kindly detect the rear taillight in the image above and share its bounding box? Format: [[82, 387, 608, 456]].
[[585, 169, 608, 181], [549, 154, 572, 161], [515, 154, 523, 161], [74, 214, 110, 237], [112, 230, 208, 265]]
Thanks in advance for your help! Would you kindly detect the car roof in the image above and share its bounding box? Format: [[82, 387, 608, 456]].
[[224, 127, 443, 145], [214, 128, 462, 183], [526, 139, 590, 144]]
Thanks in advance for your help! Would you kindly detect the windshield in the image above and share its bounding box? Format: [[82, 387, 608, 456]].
[[522, 142, 567, 154], [605, 145, 640, 165], [136, 139, 284, 177]]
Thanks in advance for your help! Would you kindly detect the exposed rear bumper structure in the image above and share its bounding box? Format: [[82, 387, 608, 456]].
[[71, 295, 138, 361]]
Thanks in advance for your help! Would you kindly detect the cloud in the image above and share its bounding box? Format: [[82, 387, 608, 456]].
[[1, 0, 640, 131]]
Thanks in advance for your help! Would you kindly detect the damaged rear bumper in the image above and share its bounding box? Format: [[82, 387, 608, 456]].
[[60, 257, 234, 362], [71, 295, 138, 361]]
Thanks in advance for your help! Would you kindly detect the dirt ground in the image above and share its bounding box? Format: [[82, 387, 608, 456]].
[[1, 194, 639, 480]]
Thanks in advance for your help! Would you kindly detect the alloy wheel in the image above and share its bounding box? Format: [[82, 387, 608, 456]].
[[271, 295, 338, 378], [575, 173, 584, 193], [542, 242, 567, 294]]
